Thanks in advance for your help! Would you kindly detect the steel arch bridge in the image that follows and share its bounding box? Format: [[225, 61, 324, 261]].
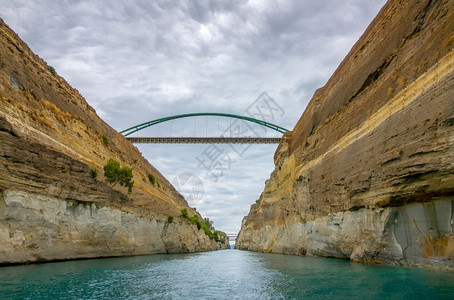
[[121, 113, 290, 144]]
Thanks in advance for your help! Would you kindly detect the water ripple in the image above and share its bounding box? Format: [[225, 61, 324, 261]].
[[0, 250, 453, 299]]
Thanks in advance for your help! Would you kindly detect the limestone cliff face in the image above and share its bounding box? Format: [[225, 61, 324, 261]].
[[1, 190, 221, 263], [236, 0, 454, 268], [0, 19, 227, 265]]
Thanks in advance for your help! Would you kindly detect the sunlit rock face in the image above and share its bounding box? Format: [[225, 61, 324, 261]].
[[237, 0, 454, 268], [0, 19, 227, 265]]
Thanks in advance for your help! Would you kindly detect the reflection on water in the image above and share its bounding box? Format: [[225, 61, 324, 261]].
[[1, 250, 453, 299]]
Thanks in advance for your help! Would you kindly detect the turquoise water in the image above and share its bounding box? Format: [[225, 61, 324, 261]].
[[0, 250, 453, 299]]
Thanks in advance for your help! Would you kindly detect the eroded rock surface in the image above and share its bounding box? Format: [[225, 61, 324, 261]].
[[236, 0, 454, 268]]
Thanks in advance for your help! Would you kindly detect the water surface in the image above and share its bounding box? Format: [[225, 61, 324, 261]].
[[1, 250, 453, 299]]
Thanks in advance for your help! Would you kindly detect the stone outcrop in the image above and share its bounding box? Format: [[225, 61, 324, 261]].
[[236, 0, 454, 268], [0, 19, 227, 265]]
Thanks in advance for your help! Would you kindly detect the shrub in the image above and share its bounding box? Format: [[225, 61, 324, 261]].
[[190, 214, 199, 223], [127, 181, 133, 194], [90, 168, 98, 179], [103, 159, 134, 193], [102, 135, 109, 146], [215, 231, 226, 243], [104, 159, 120, 184], [255, 199, 260, 203], [148, 173, 156, 186], [212, 230, 219, 242], [204, 218, 213, 230], [168, 216, 174, 223], [48, 65, 56, 76], [201, 223, 211, 237], [118, 167, 133, 187], [181, 208, 189, 219]]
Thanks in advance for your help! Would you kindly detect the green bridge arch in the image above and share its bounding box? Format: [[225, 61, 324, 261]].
[[120, 113, 290, 136]]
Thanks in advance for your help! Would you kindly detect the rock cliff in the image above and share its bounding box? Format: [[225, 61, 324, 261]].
[[0, 19, 227, 265], [236, 0, 454, 268]]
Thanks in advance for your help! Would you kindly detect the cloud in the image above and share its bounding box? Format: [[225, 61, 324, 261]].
[[0, 0, 386, 233]]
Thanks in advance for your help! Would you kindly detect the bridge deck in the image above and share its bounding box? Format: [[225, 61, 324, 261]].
[[126, 137, 282, 144]]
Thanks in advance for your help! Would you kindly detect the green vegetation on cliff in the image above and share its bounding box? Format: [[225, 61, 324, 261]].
[[180, 209, 226, 243], [47, 65, 56, 76], [148, 173, 156, 185], [103, 159, 134, 193], [90, 168, 98, 179]]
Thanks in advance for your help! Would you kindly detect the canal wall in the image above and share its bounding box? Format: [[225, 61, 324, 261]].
[[0, 190, 222, 264], [236, 0, 454, 268], [0, 19, 227, 265]]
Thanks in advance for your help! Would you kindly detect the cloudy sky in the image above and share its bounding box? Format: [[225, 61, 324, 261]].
[[1, 0, 386, 234]]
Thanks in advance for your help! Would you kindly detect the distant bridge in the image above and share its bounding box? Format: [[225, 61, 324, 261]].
[[121, 113, 289, 144], [226, 233, 238, 242]]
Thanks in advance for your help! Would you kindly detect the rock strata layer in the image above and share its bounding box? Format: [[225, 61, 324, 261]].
[[0, 19, 227, 265], [236, 0, 454, 268]]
